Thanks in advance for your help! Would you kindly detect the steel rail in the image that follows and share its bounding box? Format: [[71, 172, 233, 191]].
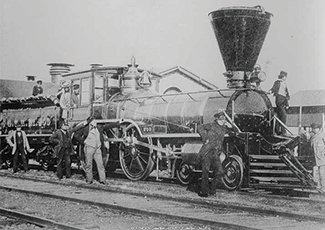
[[0, 207, 84, 230], [0, 184, 258, 230], [0, 174, 325, 224]]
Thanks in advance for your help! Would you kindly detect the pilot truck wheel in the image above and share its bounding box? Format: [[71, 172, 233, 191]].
[[221, 155, 244, 190], [176, 160, 194, 185]]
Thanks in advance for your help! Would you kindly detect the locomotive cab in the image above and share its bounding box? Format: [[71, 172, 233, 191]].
[[61, 67, 123, 123]]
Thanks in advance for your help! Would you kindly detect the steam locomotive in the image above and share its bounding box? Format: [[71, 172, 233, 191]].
[[0, 6, 317, 192]]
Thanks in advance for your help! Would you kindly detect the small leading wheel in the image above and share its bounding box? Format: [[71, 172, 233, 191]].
[[5, 158, 12, 168], [119, 124, 154, 181], [41, 161, 50, 171], [176, 160, 194, 185], [221, 155, 244, 190]]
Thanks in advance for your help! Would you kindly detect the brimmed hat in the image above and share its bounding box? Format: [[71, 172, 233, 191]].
[[311, 123, 322, 129], [254, 64, 261, 70], [62, 82, 70, 88], [214, 111, 225, 119], [278, 71, 287, 78], [60, 121, 69, 128]]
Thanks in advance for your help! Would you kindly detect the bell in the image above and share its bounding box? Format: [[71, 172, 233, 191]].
[[138, 70, 152, 88]]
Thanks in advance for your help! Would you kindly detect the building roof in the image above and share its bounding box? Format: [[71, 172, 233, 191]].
[[289, 90, 325, 107], [0, 79, 59, 99], [159, 66, 218, 90]]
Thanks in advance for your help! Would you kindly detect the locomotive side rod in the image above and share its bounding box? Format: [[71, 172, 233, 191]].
[[107, 137, 179, 157]]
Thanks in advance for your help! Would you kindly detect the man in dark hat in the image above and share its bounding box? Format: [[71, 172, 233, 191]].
[[310, 123, 325, 192], [71, 84, 80, 107], [32, 80, 43, 96], [6, 124, 31, 173], [268, 70, 290, 135], [49, 118, 91, 179], [194, 110, 234, 197]]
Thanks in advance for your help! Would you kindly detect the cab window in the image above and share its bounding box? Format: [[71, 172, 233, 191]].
[[81, 78, 90, 105], [94, 75, 104, 103], [106, 74, 120, 100]]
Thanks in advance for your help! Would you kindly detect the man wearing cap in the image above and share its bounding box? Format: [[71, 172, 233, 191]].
[[195, 111, 233, 197], [32, 80, 43, 96], [59, 82, 72, 120], [6, 124, 31, 173], [49, 119, 90, 179], [310, 123, 325, 191], [249, 64, 267, 90], [71, 84, 80, 107], [268, 71, 290, 135]]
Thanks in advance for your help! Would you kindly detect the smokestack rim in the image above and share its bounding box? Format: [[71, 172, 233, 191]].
[[208, 6, 273, 19]]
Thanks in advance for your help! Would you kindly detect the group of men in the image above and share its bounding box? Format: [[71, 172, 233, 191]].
[[189, 68, 325, 196], [305, 123, 325, 192], [57, 82, 80, 121], [4, 116, 121, 186], [49, 117, 121, 184], [32, 79, 80, 123], [250, 65, 290, 135]]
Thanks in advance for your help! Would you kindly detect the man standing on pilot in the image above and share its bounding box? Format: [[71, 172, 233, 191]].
[[196, 110, 234, 197], [268, 70, 290, 135]]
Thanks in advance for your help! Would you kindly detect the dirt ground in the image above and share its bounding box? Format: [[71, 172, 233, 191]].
[[1, 168, 325, 230]]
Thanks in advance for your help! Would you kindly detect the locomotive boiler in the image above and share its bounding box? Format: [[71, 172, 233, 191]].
[[0, 6, 317, 192]]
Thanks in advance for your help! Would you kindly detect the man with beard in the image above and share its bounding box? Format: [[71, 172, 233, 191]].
[[49, 119, 90, 179]]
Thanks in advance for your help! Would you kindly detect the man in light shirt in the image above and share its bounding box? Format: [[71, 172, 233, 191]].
[[268, 70, 290, 135], [310, 123, 325, 192], [74, 118, 121, 184]]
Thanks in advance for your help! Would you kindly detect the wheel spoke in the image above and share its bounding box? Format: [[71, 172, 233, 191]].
[[129, 158, 136, 171], [135, 157, 145, 172], [137, 151, 149, 164], [123, 152, 132, 159]]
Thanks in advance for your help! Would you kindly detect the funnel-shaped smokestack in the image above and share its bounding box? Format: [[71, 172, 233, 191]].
[[209, 6, 272, 88]]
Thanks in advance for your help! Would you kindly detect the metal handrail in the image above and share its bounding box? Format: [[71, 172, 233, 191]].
[[272, 115, 293, 135]]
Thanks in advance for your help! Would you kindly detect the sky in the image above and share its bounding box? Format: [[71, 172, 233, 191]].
[[1, 0, 325, 95]]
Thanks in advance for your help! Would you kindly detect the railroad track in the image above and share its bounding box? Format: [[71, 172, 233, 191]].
[[0, 172, 325, 229], [0, 207, 82, 230]]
